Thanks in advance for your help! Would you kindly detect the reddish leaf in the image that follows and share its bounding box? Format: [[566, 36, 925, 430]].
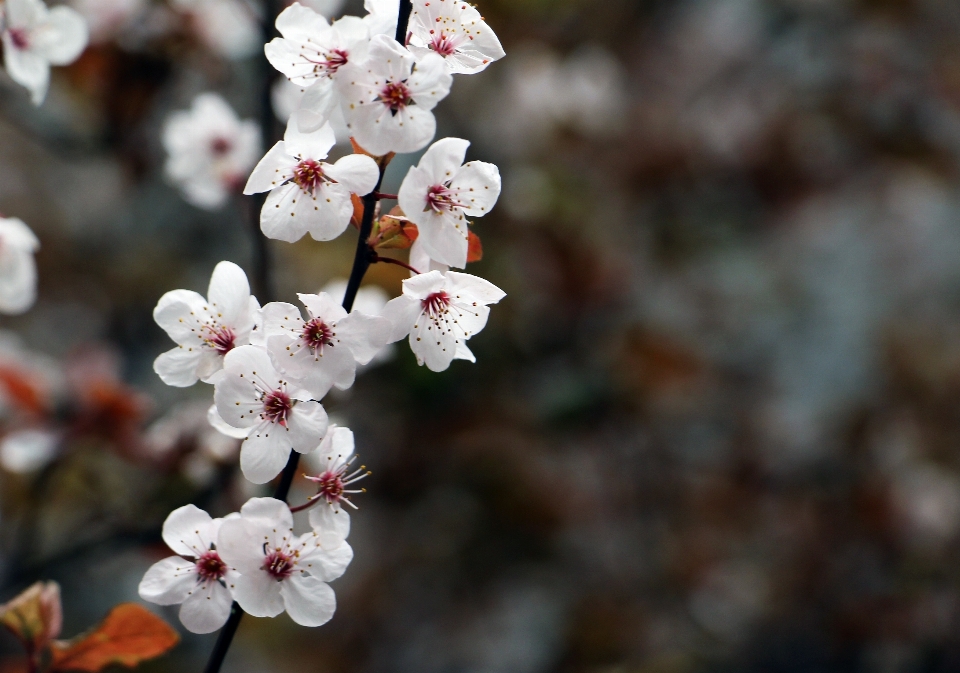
[[50, 604, 179, 672], [0, 582, 62, 652], [349, 193, 365, 230], [0, 366, 47, 415], [371, 214, 418, 250], [467, 231, 483, 263]]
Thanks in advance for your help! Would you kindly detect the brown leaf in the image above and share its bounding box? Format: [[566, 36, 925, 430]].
[[349, 193, 365, 230], [467, 231, 483, 263], [372, 214, 418, 250], [0, 582, 62, 652], [50, 604, 179, 672]]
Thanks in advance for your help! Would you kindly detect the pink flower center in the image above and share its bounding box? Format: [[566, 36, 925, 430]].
[[302, 318, 334, 352], [204, 325, 236, 355], [426, 184, 466, 213], [422, 291, 451, 316], [262, 390, 292, 424], [8, 28, 29, 50], [195, 550, 228, 581], [263, 550, 295, 580], [430, 32, 461, 57], [380, 81, 412, 113], [324, 48, 348, 73], [293, 159, 326, 193], [314, 470, 345, 503], [210, 137, 232, 156]]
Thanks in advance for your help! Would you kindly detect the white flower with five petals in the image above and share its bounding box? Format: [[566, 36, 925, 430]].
[[1, 0, 87, 104], [244, 117, 380, 243], [138, 505, 240, 634], [336, 34, 451, 156], [163, 93, 261, 210], [261, 292, 390, 398], [153, 261, 260, 387], [398, 137, 500, 268], [213, 345, 329, 484], [408, 0, 504, 74], [304, 425, 364, 540], [381, 269, 504, 372], [217, 497, 353, 627], [265, 3, 368, 120]]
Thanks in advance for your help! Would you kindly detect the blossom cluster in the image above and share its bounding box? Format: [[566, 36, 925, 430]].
[[141, 0, 508, 635]]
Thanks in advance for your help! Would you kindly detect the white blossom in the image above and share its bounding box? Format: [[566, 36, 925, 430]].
[[408, 0, 504, 75], [163, 93, 261, 210], [153, 261, 260, 387], [398, 137, 500, 268], [213, 345, 329, 484], [217, 497, 353, 626], [408, 238, 448, 275], [320, 279, 394, 364], [261, 292, 390, 398], [0, 217, 39, 315], [265, 3, 368, 120], [1, 0, 87, 104], [304, 425, 363, 539], [361, 0, 396, 38], [381, 269, 504, 372], [138, 505, 240, 634], [336, 34, 451, 156], [244, 117, 379, 243]]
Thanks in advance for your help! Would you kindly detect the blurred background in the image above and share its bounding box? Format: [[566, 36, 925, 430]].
[[6, 0, 960, 671]]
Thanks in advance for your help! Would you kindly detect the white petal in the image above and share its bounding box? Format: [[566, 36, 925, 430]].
[[445, 271, 506, 304], [240, 421, 296, 484], [409, 307, 457, 372], [3, 35, 49, 103], [178, 580, 233, 634], [379, 295, 422, 343], [334, 312, 391, 364], [286, 401, 329, 452], [218, 518, 268, 575], [274, 2, 331, 42], [138, 557, 196, 606], [307, 540, 353, 582], [325, 154, 379, 195], [298, 292, 347, 322], [154, 347, 203, 387], [244, 142, 295, 195], [208, 404, 250, 439], [153, 289, 210, 344], [418, 137, 469, 184], [162, 504, 215, 557], [406, 52, 451, 111], [402, 269, 446, 298], [260, 183, 311, 243], [284, 117, 336, 161], [309, 504, 351, 541], [240, 497, 294, 526], [207, 261, 252, 327], [454, 340, 475, 362], [234, 571, 284, 618], [34, 6, 88, 64], [416, 211, 468, 269], [306, 182, 354, 242], [280, 574, 336, 626], [451, 161, 501, 217]]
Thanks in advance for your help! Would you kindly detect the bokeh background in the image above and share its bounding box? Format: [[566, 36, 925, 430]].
[[6, 0, 960, 671]]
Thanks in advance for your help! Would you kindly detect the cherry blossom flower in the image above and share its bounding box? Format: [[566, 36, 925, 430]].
[[0, 217, 39, 315], [381, 269, 505, 372], [260, 292, 390, 398], [162, 93, 261, 210], [153, 261, 260, 387], [138, 505, 240, 634], [337, 34, 452, 156], [244, 117, 379, 243], [213, 345, 329, 484], [1, 0, 87, 104], [217, 497, 353, 626], [398, 137, 500, 268], [304, 425, 364, 539], [265, 3, 368, 120], [408, 0, 504, 75]]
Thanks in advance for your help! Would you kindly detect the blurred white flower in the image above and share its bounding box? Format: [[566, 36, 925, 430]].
[[893, 463, 960, 546], [0, 0, 88, 104], [162, 93, 261, 210], [0, 217, 39, 315], [398, 137, 500, 268], [408, 0, 504, 74], [337, 35, 451, 156], [0, 428, 59, 473], [170, 0, 259, 59]]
